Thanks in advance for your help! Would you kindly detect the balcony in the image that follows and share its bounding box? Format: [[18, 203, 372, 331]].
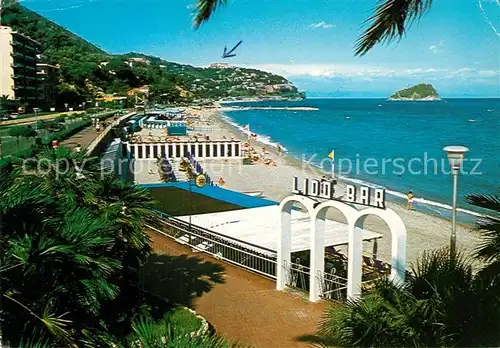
[[25, 65, 36, 70], [12, 74, 24, 80]]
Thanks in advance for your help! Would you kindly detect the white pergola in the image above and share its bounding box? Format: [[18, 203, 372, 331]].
[[177, 205, 382, 254]]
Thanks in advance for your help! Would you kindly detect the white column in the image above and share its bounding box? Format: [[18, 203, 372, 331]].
[[347, 218, 364, 299], [277, 203, 292, 291], [126, 143, 131, 160], [141, 144, 146, 159], [219, 143, 224, 158], [309, 209, 325, 302], [180, 143, 185, 158]]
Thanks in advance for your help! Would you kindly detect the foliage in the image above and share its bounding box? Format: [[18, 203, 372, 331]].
[[318, 193, 500, 347], [126, 317, 240, 348], [0, 149, 156, 346], [389, 83, 440, 100]]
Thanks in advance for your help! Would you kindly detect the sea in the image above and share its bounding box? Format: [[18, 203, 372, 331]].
[[221, 98, 500, 223]]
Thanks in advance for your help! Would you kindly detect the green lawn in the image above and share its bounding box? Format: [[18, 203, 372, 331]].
[[149, 186, 241, 216]]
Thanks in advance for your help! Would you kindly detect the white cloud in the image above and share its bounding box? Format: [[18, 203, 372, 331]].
[[242, 63, 499, 81], [429, 39, 444, 53], [310, 21, 335, 29]]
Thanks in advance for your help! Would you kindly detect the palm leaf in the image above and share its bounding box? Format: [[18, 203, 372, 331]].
[[192, 0, 227, 28], [355, 0, 433, 55]]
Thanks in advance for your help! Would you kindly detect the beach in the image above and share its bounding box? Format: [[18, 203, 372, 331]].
[[199, 107, 482, 265]]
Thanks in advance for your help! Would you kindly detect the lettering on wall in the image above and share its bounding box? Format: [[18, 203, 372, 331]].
[[292, 177, 386, 209]]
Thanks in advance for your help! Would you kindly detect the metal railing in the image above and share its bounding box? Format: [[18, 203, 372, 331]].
[[284, 259, 310, 292], [318, 269, 348, 301], [147, 213, 277, 279]]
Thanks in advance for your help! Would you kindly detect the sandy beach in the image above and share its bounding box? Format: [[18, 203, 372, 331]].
[[196, 107, 482, 265], [133, 105, 482, 266]]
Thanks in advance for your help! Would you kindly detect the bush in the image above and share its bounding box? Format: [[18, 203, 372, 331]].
[[319, 249, 500, 347]]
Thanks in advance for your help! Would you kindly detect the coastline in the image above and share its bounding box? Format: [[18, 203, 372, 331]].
[[206, 106, 481, 265]]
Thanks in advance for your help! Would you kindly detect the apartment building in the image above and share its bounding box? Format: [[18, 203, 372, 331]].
[[36, 63, 59, 108], [0, 25, 41, 109]]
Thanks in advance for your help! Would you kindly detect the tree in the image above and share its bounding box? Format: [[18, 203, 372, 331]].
[[466, 194, 500, 284], [0, 149, 156, 346], [191, 0, 434, 55]]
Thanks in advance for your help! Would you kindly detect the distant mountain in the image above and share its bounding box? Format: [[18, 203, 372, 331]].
[[1, 5, 303, 107], [389, 83, 440, 101]]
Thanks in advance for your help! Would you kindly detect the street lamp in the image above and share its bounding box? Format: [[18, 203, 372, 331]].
[[443, 145, 469, 255]]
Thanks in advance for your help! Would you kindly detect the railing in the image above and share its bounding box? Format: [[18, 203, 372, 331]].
[[86, 111, 134, 154], [146, 213, 278, 279], [318, 269, 348, 301], [284, 259, 310, 292]]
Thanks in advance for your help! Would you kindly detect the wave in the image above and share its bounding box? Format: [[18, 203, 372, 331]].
[[220, 114, 288, 151]]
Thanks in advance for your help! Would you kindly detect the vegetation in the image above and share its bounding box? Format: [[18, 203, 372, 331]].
[[1, 4, 303, 109], [389, 83, 440, 100], [192, 0, 434, 55], [318, 194, 500, 347], [0, 148, 239, 346]]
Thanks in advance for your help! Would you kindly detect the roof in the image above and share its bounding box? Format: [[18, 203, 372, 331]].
[[176, 205, 382, 253]]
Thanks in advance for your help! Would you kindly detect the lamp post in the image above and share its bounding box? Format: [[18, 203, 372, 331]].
[[443, 145, 469, 256]]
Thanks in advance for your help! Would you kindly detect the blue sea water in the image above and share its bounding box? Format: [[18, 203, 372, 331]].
[[222, 98, 500, 221]]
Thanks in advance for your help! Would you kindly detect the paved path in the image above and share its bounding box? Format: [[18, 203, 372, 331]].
[[60, 114, 122, 150], [149, 231, 328, 348]]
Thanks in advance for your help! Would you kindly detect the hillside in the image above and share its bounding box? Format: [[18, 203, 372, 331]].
[[1, 5, 304, 108], [389, 83, 440, 101]]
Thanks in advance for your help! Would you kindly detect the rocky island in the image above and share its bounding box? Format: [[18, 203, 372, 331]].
[[389, 83, 441, 101]]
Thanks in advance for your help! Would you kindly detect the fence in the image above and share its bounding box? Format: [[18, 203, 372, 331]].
[[147, 213, 278, 279]]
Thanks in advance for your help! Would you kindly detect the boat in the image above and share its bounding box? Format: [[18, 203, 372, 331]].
[[345, 116, 350, 119], [241, 190, 264, 197], [468, 119, 477, 123]]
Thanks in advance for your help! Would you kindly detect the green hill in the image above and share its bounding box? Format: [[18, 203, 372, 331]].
[[389, 83, 440, 101], [1, 5, 303, 109]]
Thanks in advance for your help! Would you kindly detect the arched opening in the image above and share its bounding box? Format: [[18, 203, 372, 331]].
[[351, 208, 407, 298], [277, 195, 316, 293], [310, 201, 358, 302]]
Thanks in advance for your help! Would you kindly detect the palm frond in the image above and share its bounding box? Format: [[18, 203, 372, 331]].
[[355, 0, 433, 56], [192, 0, 227, 29], [465, 193, 500, 213]]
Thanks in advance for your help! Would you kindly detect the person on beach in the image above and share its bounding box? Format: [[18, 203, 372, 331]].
[[407, 191, 414, 211], [218, 177, 226, 186]]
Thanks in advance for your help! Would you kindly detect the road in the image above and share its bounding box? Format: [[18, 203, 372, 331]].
[[0, 111, 83, 127]]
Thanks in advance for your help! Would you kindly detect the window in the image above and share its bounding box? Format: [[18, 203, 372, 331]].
[[168, 145, 173, 158], [161, 145, 166, 158], [153, 145, 158, 159], [198, 144, 203, 157], [234, 144, 240, 157], [220, 144, 225, 157], [145, 145, 151, 158], [205, 144, 211, 157], [227, 144, 232, 157], [137, 146, 143, 159], [130, 145, 135, 158], [183, 144, 188, 157], [175, 145, 181, 157], [213, 144, 218, 157], [191, 144, 196, 157]]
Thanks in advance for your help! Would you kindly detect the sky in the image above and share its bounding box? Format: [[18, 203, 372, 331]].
[[19, 0, 500, 97]]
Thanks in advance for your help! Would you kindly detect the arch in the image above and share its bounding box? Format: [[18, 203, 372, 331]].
[[350, 208, 407, 298], [277, 195, 317, 292], [309, 201, 359, 301]]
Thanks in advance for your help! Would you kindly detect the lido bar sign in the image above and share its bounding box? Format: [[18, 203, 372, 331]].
[[292, 176, 386, 209]]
